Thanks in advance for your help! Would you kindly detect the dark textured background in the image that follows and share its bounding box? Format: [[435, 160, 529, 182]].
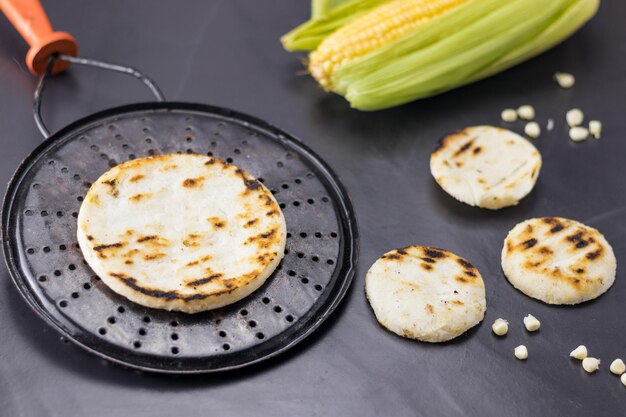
[[1, 1, 625, 416]]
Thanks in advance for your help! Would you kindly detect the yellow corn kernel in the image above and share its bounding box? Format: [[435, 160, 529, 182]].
[[309, 0, 467, 90]]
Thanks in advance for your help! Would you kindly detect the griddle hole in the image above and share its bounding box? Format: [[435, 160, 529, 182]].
[[48, 160, 56, 166], [138, 328, 147, 336], [293, 201, 300, 207], [286, 233, 292, 238], [240, 309, 248, 316], [54, 270, 62, 276], [234, 148, 241, 154], [128, 154, 136, 160], [271, 189, 278, 194], [59, 244, 67, 251], [38, 275, 47, 282], [98, 328, 106, 335], [186, 136, 192, 143], [122, 144, 129, 150], [171, 347, 179, 355], [331, 232, 338, 238], [277, 161, 284, 168], [108, 317, 116, 324], [71, 292, 79, 299], [143, 316, 151, 323], [226, 157, 233, 163], [257, 177, 264, 183], [288, 270, 296, 277], [306, 172, 315, 178], [311, 256, 319, 262], [314, 285, 323, 291], [279, 203, 286, 209], [222, 344, 230, 351], [68, 264, 76, 271], [211, 141, 217, 147], [145, 137, 152, 144], [61, 167, 68, 174], [308, 199, 315, 205], [284, 249, 290, 255], [90, 145, 99, 151], [77, 196, 83, 202], [273, 306, 282, 313], [170, 320, 179, 327], [115, 134, 122, 140], [300, 232, 307, 238], [59, 300, 68, 308], [207, 152, 213, 157], [43, 246, 51, 253], [33, 183, 40, 189], [73, 174, 80, 181], [185, 126, 192, 132], [27, 248, 35, 255], [83, 283, 91, 290], [171, 333, 179, 341], [286, 315, 294, 323], [248, 320, 257, 328], [322, 197, 330, 203], [294, 178, 302, 184], [117, 306, 125, 314], [281, 184, 289, 189], [315, 232, 322, 238], [262, 297, 270, 304], [218, 331, 227, 338], [297, 252, 304, 258], [285, 153, 293, 160], [147, 149, 155, 156], [100, 153, 108, 160], [256, 332, 265, 340], [134, 341, 142, 349], [41, 210, 48, 217], [25, 210, 33, 216], [327, 259, 335, 265], [80, 136, 88, 142], [301, 277, 309, 284]]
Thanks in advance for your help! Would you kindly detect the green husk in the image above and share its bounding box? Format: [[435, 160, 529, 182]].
[[340, 0, 599, 110], [311, 0, 354, 19], [281, 0, 390, 51]]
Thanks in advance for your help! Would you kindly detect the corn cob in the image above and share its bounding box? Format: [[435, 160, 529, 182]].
[[282, 0, 599, 110]]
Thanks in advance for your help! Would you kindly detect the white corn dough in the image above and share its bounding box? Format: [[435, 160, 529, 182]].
[[365, 246, 486, 343], [570, 126, 589, 142], [566, 108, 584, 127], [621, 373, 626, 387], [492, 318, 508, 336], [555, 72, 575, 88], [525, 122, 541, 138], [610, 359, 625, 375], [523, 314, 541, 331], [515, 345, 528, 360], [501, 108, 518, 122], [517, 105, 535, 120], [430, 126, 542, 210], [589, 120, 602, 138], [502, 217, 616, 305], [582, 357, 600, 373], [77, 154, 287, 313], [570, 345, 588, 360]]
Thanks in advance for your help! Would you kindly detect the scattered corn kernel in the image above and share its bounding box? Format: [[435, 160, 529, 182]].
[[589, 120, 602, 139], [621, 373, 626, 387], [523, 314, 541, 331], [569, 126, 589, 142], [501, 109, 518, 123], [514, 345, 528, 360], [566, 108, 584, 127], [525, 122, 541, 138], [555, 72, 575, 88], [610, 359, 625, 375], [492, 318, 509, 336], [517, 105, 535, 120], [582, 357, 600, 373], [570, 345, 588, 360]]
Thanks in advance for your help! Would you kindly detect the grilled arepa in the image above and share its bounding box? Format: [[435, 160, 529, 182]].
[[365, 246, 486, 343], [501, 217, 616, 305], [77, 154, 287, 313], [430, 125, 542, 209]]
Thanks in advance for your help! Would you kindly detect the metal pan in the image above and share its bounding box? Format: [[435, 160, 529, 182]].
[[0, 0, 358, 373]]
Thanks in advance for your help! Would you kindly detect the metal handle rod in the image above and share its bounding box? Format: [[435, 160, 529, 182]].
[[33, 54, 165, 138]]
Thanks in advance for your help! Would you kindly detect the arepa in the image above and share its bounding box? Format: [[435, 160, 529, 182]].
[[77, 154, 287, 313], [430, 125, 542, 209], [501, 217, 616, 305], [365, 246, 486, 343]]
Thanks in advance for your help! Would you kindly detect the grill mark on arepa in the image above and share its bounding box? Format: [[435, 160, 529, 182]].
[[129, 193, 151, 202], [93, 242, 125, 252], [110, 273, 234, 301], [102, 178, 119, 197], [137, 235, 157, 242], [129, 174, 144, 182], [453, 138, 476, 157], [244, 219, 259, 228], [144, 253, 166, 260], [207, 217, 226, 229], [522, 238, 537, 249], [186, 274, 223, 287], [235, 168, 261, 193]]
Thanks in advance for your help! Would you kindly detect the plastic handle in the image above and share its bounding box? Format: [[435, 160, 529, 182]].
[[0, 0, 78, 75]]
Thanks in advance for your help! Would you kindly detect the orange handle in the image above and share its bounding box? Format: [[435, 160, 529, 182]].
[[0, 0, 77, 75]]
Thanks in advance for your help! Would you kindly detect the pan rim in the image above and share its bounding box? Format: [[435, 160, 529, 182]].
[[1, 101, 359, 374]]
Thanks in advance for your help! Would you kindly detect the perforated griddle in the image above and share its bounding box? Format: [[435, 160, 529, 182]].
[[2, 99, 358, 373]]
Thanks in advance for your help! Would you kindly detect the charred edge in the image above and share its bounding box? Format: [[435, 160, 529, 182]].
[[205, 158, 216, 165], [129, 174, 145, 183], [454, 139, 475, 157], [523, 238, 537, 249], [421, 257, 435, 264], [93, 242, 124, 252], [264, 195, 273, 206], [542, 217, 558, 225], [424, 248, 446, 259], [111, 273, 213, 302], [457, 258, 474, 269], [456, 276, 469, 283], [235, 168, 261, 191], [396, 248, 408, 255], [186, 274, 223, 287], [266, 210, 278, 216], [137, 235, 157, 243]]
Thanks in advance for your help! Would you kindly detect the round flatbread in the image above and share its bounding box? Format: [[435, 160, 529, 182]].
[[77, 154, 287, 313], [365, 246, 486, 343], [430, 125, 542, 209], [501, 217, 616, 305]]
